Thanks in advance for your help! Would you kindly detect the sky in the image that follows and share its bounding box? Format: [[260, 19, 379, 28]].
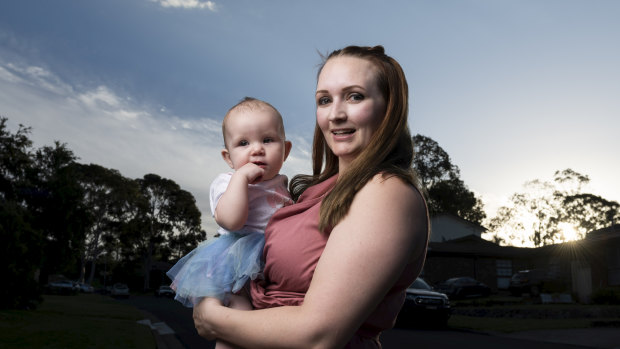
[[1, 0, 619, 245]]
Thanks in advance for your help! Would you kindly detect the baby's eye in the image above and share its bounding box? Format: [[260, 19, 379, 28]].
[[239, 140, 249, 146], [263, 137, 274, 144], [317, 96, 331, 106]]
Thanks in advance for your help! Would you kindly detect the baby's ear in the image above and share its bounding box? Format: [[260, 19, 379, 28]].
[[283, 140, 292, 161], [221, 149, 235, 169]]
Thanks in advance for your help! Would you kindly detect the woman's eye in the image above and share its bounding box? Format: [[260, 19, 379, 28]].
[[348, 93, 364, 102], [317, 96, 331, 105]]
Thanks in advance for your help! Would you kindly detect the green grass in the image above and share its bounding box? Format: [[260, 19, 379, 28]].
[[0, 294, 155, 349]]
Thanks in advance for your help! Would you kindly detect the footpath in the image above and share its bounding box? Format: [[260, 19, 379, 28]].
[[494, 327, 620, 349]]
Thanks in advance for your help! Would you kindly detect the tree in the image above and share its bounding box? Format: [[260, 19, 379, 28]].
[[0, 117, 33, 201], [130, 174, 203, 290], [0, 117, 43, 309], [412, 134, 486, 224], [72, 163, 142, 285], [29, 142, 88, 282], [487, 169, 620, 247], [562, 193, 619, 235]]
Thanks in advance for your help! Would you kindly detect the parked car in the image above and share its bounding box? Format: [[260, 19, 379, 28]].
[[75, 282, 95, 293], [508, 269, 566, 296], [110, 283, 130, 298], [46, 280, 79, 295], [155, 285, 175, 298], [435, 277, 491, 299], [396, 277, 451, 327]]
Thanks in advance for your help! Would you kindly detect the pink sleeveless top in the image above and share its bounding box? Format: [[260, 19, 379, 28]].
[[250, 175, 428, 348]]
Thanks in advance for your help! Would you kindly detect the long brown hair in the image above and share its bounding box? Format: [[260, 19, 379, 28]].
[[289, 45, 420, 232]]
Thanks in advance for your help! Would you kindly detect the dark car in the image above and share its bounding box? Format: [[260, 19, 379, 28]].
[[155, 285, 175, 298], [435, 277, 491, 299], [396, 277, 451, 327]]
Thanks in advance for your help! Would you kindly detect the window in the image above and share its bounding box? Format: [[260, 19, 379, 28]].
[[496, 259, 512, 289]]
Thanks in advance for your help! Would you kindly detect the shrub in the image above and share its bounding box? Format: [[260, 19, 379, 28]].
[[591, 287, 620, 305]]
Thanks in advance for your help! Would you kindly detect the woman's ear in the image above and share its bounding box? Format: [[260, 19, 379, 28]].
[[221, 148, 235, 169]]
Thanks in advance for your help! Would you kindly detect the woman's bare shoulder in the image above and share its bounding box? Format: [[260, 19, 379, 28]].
[[363, 173, 425, 206], [348, 173, 427, 230]]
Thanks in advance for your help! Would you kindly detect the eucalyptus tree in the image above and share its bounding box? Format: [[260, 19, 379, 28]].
[[487, 169, 619, 246], [132, 174, 203, 290], [30, 142, 88, 281], [0, 117, 42, 308], [412, 134, 486, 224], [72, 163, 142, 284]]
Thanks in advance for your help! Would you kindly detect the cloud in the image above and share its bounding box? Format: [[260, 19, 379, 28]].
[[152, 0, 218, 11], [0, 58, 310, 237], [0, 62, 73, 96], [0, 58, 312, 237]]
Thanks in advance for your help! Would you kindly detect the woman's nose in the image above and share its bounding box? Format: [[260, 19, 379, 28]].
[[328, 100, 346, 122]]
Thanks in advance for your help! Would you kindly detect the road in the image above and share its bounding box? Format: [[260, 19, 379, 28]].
[[121, 295, 593, 349]]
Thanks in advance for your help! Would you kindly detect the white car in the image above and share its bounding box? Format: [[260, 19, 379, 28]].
[[46, 280, 79, 295], [75, 282, 95, 293], [155, 285, 175, 298], [110, 283, 130, 298]]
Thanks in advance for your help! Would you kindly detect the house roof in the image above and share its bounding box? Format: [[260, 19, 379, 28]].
[[428, 234, 531, 258], [586, 224, 620, 241], [431, 213, 488, 232]]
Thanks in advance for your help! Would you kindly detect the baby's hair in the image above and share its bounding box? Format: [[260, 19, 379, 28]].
[[222, 97, 286, 146]]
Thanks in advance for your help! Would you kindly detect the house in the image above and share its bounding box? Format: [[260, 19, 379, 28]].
[[585, 224, 620, 289], [423, 214, 620, 303], [429, 213, 486, 242], [423, 234, 532, 291]]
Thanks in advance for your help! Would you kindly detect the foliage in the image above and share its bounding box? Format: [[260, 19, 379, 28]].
[[0, 201, 43, 309], [72, 163, 142, 285], [591, 287, 620, 305], [0, 117, 204, 308], [486, 169, 620, 246], [0, 117, 42, 309], [130, 174, 203, 290], [29, 143, 89, 281], [412, 134, 486, 224]]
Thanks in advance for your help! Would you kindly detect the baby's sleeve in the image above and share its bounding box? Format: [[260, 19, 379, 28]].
[[209, 172, 232, 217]]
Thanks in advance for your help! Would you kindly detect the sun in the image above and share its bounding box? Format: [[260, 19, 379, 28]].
[[557, 222, 581, 242]]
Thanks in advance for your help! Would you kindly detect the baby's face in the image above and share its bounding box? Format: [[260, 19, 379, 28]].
[[222, 108, 289, 181]]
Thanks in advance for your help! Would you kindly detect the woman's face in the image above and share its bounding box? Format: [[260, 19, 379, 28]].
[[315, 56, 386, 170]]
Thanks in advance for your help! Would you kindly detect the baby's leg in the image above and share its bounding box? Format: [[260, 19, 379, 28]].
[[227, 291, 253, 310], [214, 292, 253, 349]]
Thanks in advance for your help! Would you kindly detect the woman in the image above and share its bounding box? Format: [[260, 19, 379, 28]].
[[194, 45, 429, 348]]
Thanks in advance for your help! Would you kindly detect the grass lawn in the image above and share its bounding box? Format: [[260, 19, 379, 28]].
[[0, 293, 155, 349]]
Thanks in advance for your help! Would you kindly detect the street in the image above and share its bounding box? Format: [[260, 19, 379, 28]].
[[121, 295, 593, 349]]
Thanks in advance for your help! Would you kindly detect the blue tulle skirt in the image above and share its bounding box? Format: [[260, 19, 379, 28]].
[[166, 231, 265, 307]]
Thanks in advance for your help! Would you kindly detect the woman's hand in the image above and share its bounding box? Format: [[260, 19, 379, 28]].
[[193, 297, 223, 340]]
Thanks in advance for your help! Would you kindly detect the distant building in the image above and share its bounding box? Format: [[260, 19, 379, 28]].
[[429, 213, 486, 242], [422, 213, 620, 304]]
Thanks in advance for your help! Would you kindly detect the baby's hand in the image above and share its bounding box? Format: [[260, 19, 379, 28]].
[[236, 162, 265, 184]]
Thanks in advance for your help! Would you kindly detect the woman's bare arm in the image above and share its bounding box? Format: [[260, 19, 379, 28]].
[[195, 174, 428, 349]]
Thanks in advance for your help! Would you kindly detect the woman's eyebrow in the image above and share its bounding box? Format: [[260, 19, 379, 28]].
[[315, 85, 366, 95]]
